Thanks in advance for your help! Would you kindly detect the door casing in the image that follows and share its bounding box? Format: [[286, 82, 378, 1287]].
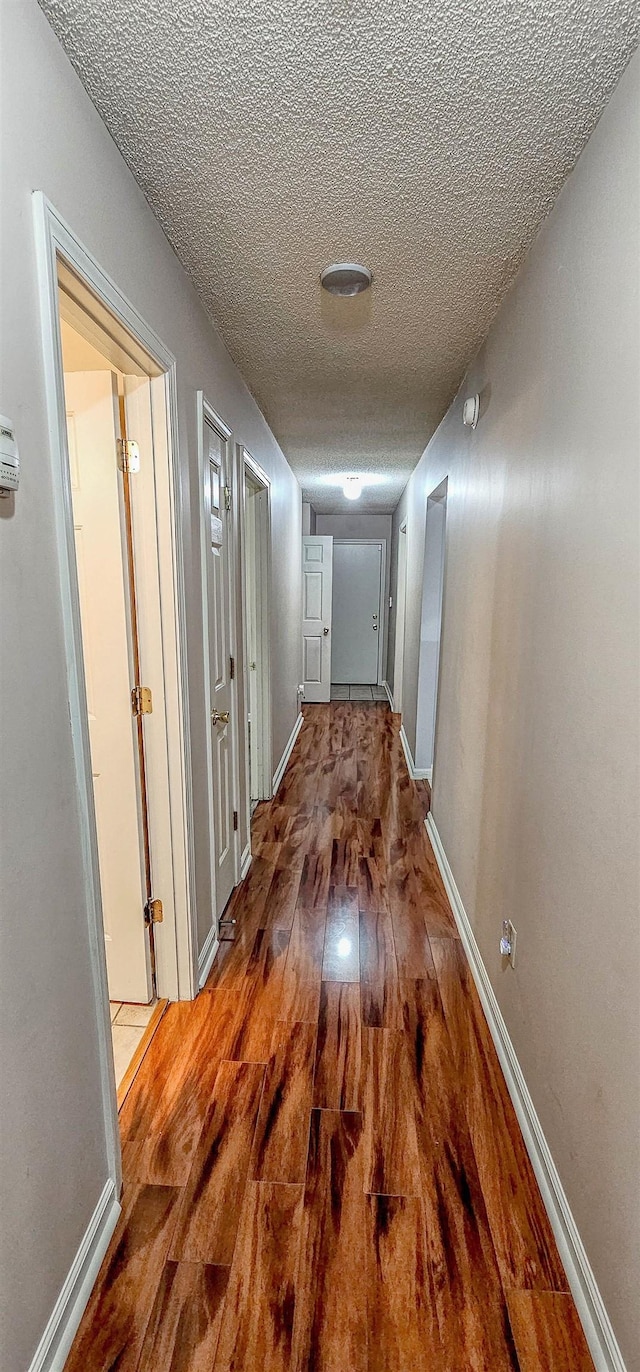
[[197, 394, 243, 983], [240, 448, 273, 813], [34, 193, 197, 1194], [393, 520, 408, 713]]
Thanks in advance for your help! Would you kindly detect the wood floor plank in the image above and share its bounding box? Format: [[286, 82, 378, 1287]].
[[321, 885, 360, 980], [506, 1291, 595, 1370], [365, 1193, 441, 1372], [297, 849, 331, 909], [359, 907, 403, 1028], [136, 1261, 229, 1372], [292, 1109, 368, 1372], [402, 976, 520, 1371], [225, 927, 291, 1063], [171, 1060, 265, 1265], [213, 1181, 303, 1372], [64, 1183, 181, 1372], [431, 937, 568, 1291], [279, 905, 326, 1022], [313, 981, 362, 1110], [390, 901, 438, 978], [329, 824, 361, 886], [250, 1020, 316, 1183], [121, 993, 239, 1185], [260, 859, 303, 930], [362, 1027, 421, 1196]]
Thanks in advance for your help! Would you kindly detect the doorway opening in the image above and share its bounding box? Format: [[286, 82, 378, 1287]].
[[392, 520, 407, 714], [415, 480, 448, 782], [330, 539, 386, 694], [242, 451, 272, 813], [57, 271, 182, 1088]]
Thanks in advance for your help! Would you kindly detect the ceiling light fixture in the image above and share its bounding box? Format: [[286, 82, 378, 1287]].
[[343, 476, 363, 500], [320, 262, 372, 297]]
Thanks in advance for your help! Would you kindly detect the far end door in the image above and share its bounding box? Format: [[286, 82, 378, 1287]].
[[302, 535, 333, 702], [331, 541, 383, 684], [204, 414, 237, 920]]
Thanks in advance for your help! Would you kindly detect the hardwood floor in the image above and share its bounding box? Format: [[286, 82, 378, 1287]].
[[65, 703, 593, 1371]]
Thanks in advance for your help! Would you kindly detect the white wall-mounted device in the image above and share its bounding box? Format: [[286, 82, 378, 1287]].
[[462, 394, 480, 429], [0, 415, 19, 495]]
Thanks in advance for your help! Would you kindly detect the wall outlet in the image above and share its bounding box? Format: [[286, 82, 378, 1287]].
[[500, 919, 517, 968]]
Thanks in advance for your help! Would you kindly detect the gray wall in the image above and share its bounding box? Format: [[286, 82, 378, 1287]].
[[388, 52, 640, 1366], [0, 3, 301, 1368], [316, 514, 392, 680]]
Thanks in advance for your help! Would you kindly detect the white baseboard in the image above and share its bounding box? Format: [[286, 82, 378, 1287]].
[[240, 844, 252, 880], [197, 920, 220, 989], [399, 724, 431, 780], [28, 1179, 120, 1372], [272, 711, 303, 793], [382, 680, 395, 710], [425, 812, 627, 1372]]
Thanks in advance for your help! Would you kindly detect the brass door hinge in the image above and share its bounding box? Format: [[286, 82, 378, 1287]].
[[132, 685, 153, 716], [145, 898, 164, 924], [116, 438, 140, 473], [230, 655, 235, 680], [233, 810, 238, 832]]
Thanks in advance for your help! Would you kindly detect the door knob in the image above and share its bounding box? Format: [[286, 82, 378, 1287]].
[[372, 623, 378, 630], [323, 626, 329, 636], [211, 709, 230, 725]]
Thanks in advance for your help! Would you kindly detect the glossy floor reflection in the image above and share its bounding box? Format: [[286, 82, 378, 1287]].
[[65, 703, 594, 1371]]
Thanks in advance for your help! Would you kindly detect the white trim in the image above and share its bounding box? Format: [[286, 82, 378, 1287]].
[[272, 711, 304, 793], [240, 446, 273, 810], [240, 843, 252, 879], [382, 680, 395, 710], [399, 724, 430, 780], [425, 812, 628, 1372], [197, 922, 220, 989], [28, 1181, 120, 1372]]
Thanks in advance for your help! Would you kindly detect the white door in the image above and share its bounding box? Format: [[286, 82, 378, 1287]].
[[393, 524, 407, 713], [204, 414, 237, 920], [331, 541, 383, 684], [66, 371, 150, 1004], [302, 535, 333, 702]]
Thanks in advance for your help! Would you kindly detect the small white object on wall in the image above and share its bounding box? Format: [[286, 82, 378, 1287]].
[[462, 394, 480, 429], [0, 414, 19, 494]]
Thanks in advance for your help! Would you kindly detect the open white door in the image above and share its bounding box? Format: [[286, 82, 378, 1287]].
[[203, 412, 237, 922], [66, 371, 150, 1004], [302, 535, 333, 702]]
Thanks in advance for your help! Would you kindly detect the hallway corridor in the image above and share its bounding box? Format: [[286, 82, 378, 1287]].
[[64, 704, 593, 1371]]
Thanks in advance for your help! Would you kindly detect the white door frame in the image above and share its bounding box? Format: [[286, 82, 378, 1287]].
[[393, 519, 407, 713], [332, 539, 387, 685], [240, 447, 273, 818], [33, 193, 197, 1191], [196, 394, 243, 974]]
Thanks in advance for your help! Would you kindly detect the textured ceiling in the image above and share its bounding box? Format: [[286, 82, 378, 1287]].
[[40, 1, 638, 512]]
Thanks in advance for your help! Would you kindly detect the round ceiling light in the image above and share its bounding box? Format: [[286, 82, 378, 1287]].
[[343, 476, 363, 500], [320, 262, 372, 297]]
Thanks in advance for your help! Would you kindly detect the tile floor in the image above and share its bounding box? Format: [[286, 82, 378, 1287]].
[[109, 1001, 157, 1088], [330, 683, 387, 701]]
